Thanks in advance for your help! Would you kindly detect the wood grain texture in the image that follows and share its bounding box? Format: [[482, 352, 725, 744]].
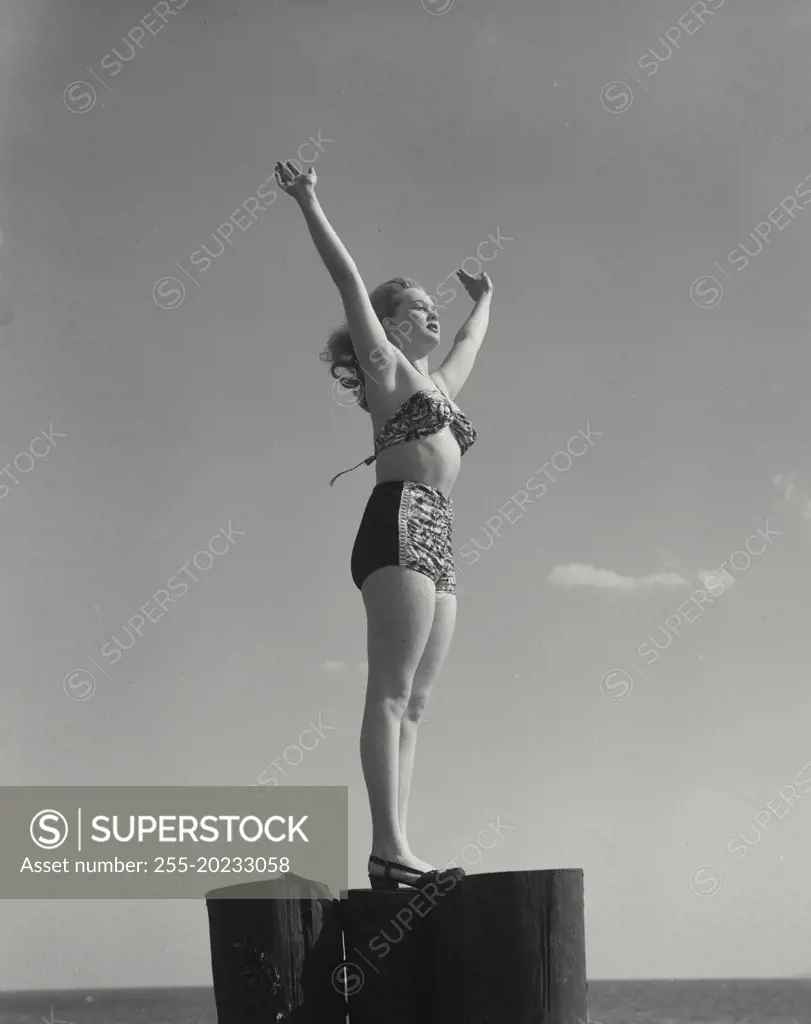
[[341, 869, 587, 1024], [205, 873, 346, 1023]]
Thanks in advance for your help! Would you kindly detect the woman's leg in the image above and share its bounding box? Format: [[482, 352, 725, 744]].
[[398, 588, 457, 840], [360, 565, 436, 869]]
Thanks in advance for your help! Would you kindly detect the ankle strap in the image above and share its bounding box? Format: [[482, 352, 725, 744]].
[[368, 854, 420, 877]]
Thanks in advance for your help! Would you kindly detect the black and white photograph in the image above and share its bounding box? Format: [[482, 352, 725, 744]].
[[1, 0, 810, 1021]]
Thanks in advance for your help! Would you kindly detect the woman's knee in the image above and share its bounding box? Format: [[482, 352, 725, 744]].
[[404, 691, 429, 723], [365, 673, 413, 715]]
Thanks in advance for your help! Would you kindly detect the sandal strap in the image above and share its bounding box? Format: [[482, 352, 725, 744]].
[[368, 855, 423, 879]]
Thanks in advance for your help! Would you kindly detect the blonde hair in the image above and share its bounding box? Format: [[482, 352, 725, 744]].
[[319, 277, 421, 412]]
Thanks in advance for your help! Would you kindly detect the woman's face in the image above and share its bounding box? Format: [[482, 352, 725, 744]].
[[387, 287, 440, 354]]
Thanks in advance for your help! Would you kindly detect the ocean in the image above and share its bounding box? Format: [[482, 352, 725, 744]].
[[0, 980, 809, 1023]]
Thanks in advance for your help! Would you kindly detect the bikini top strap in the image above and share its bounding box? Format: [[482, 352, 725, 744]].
[[329, 371, 444, 488], [431, 373, 449, 398], [329, 454, 376, 487]]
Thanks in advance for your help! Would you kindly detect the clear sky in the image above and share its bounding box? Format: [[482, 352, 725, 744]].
[[2, 0, 811, 992]]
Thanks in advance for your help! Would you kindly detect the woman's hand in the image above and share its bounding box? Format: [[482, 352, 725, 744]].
[[275, 161, 317, 202], [456, 268, 493, 301]]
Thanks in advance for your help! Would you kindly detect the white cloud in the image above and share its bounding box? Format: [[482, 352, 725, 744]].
[[698, 567, 736, 591], [774, 470, 811, 520], [773, 472, 796, 502], [547, 563, 689, 592], [321, 660, 367, 677]]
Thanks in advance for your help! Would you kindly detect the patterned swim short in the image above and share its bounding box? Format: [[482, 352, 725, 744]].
[[351, 480, 455, 594]]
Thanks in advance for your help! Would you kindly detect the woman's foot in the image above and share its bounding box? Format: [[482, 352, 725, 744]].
[[369, 845, 433, 876], [367, 845, 465, 891]]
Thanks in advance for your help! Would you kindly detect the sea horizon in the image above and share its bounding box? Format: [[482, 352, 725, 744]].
[[2, 976, 809, 993], [3, 979, 811, 1024]]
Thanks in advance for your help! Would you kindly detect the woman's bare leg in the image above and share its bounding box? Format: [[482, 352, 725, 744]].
[[398, 589, 457, 840], [360, 566, 435, 870]]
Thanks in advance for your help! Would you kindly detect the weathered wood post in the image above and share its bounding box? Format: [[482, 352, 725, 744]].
[[205, 873, 347, 1024], [338, 887, 439, 1024], [339, 868, 587, 1024], [433, 869, 587, 1023]]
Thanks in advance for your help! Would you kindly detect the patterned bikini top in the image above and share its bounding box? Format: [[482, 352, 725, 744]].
[[329, 383, 477, 487]]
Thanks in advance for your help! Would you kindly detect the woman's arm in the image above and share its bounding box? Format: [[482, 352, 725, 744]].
[[276, 162, 397, 383], [434, 270, 492, 400]]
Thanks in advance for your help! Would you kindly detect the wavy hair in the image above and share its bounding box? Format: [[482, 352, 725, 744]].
[[319, 277, 421, 412]]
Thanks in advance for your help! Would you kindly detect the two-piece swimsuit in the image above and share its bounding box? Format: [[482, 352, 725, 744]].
[[330, 374, 477, 595]]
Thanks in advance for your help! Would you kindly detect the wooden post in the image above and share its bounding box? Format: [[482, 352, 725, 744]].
[[433, 869, 588, 1023], [204, 873, 347, 1024], [339, 869, 587, 1024], [339, 888, 440, 1024]]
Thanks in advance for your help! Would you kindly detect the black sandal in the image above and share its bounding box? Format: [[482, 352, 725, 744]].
[[367, 854, 465, 891]]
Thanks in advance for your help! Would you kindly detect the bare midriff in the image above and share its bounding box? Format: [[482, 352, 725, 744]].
[[373, 429, 462, 497]]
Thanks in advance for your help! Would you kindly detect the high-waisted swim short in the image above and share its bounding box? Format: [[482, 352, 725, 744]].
[[351, 480, 455, 594]]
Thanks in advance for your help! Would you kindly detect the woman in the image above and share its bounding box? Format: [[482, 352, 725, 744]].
[[276, 160, 492, 892]]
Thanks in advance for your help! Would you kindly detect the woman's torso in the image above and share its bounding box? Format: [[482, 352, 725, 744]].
[[364, 364, 467, 496]]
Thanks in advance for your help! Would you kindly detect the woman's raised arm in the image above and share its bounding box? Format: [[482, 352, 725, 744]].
[[276, 161, 397, 383]]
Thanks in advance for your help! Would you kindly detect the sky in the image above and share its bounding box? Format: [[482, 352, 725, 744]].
[[1, 0, 811, 992]]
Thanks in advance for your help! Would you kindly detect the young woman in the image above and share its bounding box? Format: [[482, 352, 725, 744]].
[[276, 160, 492, 892]]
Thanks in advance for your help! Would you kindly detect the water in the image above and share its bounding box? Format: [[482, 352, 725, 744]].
[[587, 979, 811, 1023], [0, 979, 809, 1023]]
